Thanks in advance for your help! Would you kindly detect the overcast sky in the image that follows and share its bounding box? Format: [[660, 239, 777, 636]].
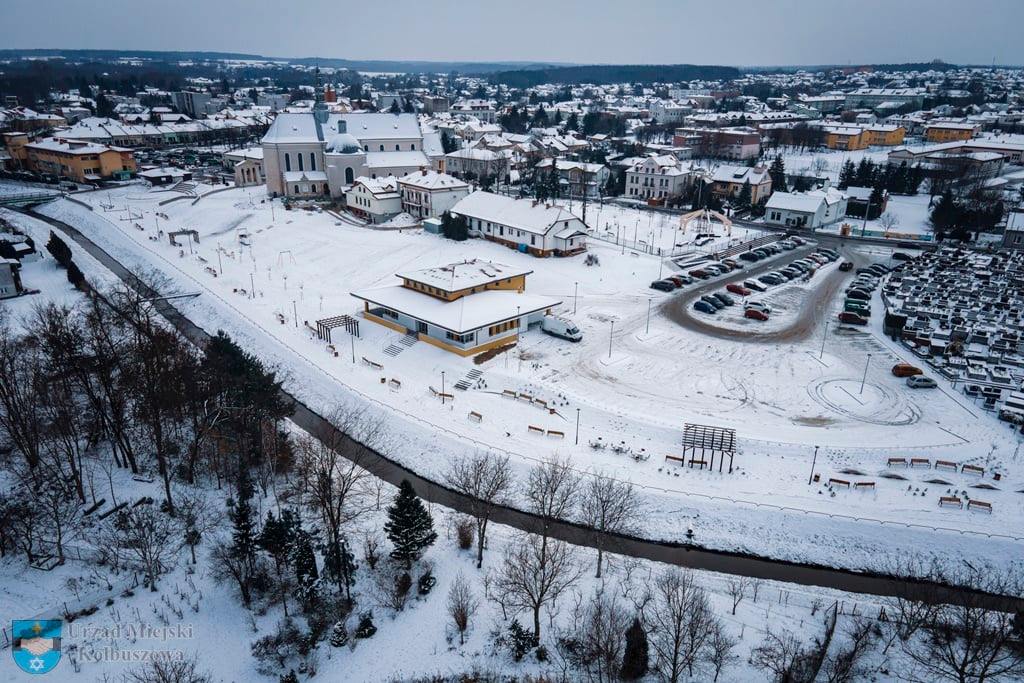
[[5, 0, 1023, 66]]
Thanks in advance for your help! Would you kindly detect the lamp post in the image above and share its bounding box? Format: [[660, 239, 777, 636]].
[[441, 371, 446, 405], [350, 332, 355, 364], [808, 445, 819, 485], [819, 320, 829, 360], [646, 298, 652, 335], [292, 300, 298, 327], [573, 281, 578, 314], [608, 320, 615, 359], [860, 353, 872, 395], [575, 408, 581, 445]]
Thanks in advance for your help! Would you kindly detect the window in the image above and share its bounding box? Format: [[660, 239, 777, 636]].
[[285, 153, 291, 172], [298, 154, 304, 171], [345, 167, 354, 183], [396, 144, 400, 151], [411, 144, 416, 150], [488, 319, 519, 336], [294, 185, 299, 193], [379, 144, 384, 151], [445, 331, 474, 344], [310, 153, 316, 171]]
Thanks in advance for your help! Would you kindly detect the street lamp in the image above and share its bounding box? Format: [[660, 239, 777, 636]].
[[441, 371, 446, 405], [575, 408, 581, 445], [608, 320, 615, 359], [859, 353, 872, 395], [646, 298, 652, 335], [819, 320, 829, 360], [573, 281, 578, 314], [808, 445, 819, 485]]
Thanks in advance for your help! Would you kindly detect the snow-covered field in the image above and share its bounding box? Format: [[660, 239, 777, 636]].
[[14, 182, 1024, 578]]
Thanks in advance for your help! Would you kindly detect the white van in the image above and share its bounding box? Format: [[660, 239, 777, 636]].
[[541, 316, 582, 342]]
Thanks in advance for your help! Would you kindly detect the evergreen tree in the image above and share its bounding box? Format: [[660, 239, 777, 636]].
[[440, 211, 469, 241], [384, 480, 437, 569], [837, 159, 856, 189], [329, 621, 348, 647], [95, 91, 114, 118], [402, 97, 415, 113], [868, 184, 885, 220], [290, 527, 319, 591], [768, 154, 787, 193], [620, 617, 649, 680], [440, 130, 459, 154], [280, 671, 299, 683], [532, 105, 548, 127], [554, 110, 563, 125], [566, 111, 579, 132], [259, 508, 299, 573], [229, 477, 258, 568], [736, 180, 752, 209], [324, 537, 357, 602], [929, 190, 958, 239], [389, 99, 401, 114]]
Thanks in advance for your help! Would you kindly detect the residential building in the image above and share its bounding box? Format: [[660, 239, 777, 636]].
[[823, 125, 867, 151], [139, 167, 192, 185], [421, 95, 450, 114], [843, 88, 927, 110], [673, 126, 761, 160], [925, 121, 981, 143], [345, 176, 402, 224], [450, 191, 588, 257], [534, 158, 610, 198], [9, 136, 136, 182], [450, 99, 496, 123], [397, 170, 470, 220], [223, 147, 264, 187], [351, 259, 560, 356], [444, 147, 511, 184], [764, 187, 848, 229], [709, 165, 772, 204], [0, 258, 23, 299], [625, 153, 695, 201], [172, 91, 213, 117], [1001, 209, 1024, 250], [862, 125, 906, 146]]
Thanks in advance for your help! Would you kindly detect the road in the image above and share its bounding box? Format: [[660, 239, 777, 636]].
[[24, 203, 1022, 612], [661, 242, 860, 343]]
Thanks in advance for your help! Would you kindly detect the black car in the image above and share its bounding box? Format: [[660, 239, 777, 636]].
[[701, 295, 724, 309], [891, 252, 913, 262], [839, 261, 853, 272], [650, 280, 676, 292], [739, 251, 759, 262], [712, 292, 735, 306]]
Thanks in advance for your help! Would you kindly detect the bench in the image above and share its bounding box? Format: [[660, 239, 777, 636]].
[[533, 398, 548, 408], [935, 460, 958, 471], [910, 458, 930, 468], [664, 455, 684, 464], [961, 464, 984, 476], [438, 392, 454, 401], [967, 499, 992, 513], [205, 266, 218, 277], [388, 379, 401, 390], [547, 429, 565, 439], [887, 457, 908, 467], [276, 313, 287, 324], [362, 357, 383, 370], [502, 389, 517, 398], [828, 478, 851, 488], [939, 496, 963, 508], [528, 425, 545, 434], [689, 459, 708, 468], [518, 393, 533, 402], [468, 411, 483, 423], [854, 481, 875, 490]]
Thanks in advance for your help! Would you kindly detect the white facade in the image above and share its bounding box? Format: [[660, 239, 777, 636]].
[[625, 154, 695, 200], [451, 191, 587, 256], [345, 177, 402, 224], [764, 188, 848, 229], [397, 170, 470, 219]]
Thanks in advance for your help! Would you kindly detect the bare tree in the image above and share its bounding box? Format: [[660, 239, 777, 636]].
[[822, 617, 877, 683], [447, 571, 479, 645], [644, 567, 716, 681], [558, 586, 630, 682], [706, 620, 739, 683], [0, 311, 46, 471], [878, 212, 900, 232], [489, 531, 582, 640], [578, 473, 642, 578], [126, 653, 211, 683], [104, 506, 181, 591], [749, 629, 809, 683], [727, 576, 751, 615], [444, 452, 514, 569], [525, 455, 579, 544]]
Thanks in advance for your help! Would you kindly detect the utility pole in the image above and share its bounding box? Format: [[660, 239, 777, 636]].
[[217, 245, 223, 275], [350, 331, 355, 364], [250, 273, 255, 299], [808, 445, 819, 485], [575, 408, 581, 445], [861, 197, 872, 237], [860, 353, 872, 394], [608, 320, 615, 359]]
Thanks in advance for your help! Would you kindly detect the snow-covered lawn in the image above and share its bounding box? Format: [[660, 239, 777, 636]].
[[17, 182, 1024, 577]]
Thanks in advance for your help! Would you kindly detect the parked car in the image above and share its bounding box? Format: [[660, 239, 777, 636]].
[[744, 308, 769, 321], [758, 275, 780, 286], [844, 301, 870, 314], [700, 295, 724, 310], [693, 300, 717, 314], [744, 279, 768, 292], [722, 258, 743, 270], [891, 252, 914, 262], [665, 275, 688, 287], [726, 283, 752, 296], [846, 289, 870, 301], [745, 301, 772, 314], [739, 251, 759, 262], [839, 261, 854, 272], [906, 376, 937, 388], [712, 292, 735, 306], [780, 241, 797, 251], [792, 236, 807, 246], [891, 363, 923, 377], [837, 312, 868, 325], [650, 280, 676, 292], [688, 269, 710, 279]]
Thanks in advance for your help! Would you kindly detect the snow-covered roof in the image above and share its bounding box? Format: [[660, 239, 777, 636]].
[[365, 150, 429, 170], [710, 165, 769, 185], [351, 286, 559, 334], [764, 192, 825, 214], [397, 259, 531, 291], [282, 170, 328, 182], [350, 176, 399, 197], [25, 137, 125, 155], [397, 170, 468, 191], [263, 112, 422, 145], [451, 191, 583, 235]]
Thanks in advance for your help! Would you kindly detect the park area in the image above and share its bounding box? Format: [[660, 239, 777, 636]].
[[8, 180, 1024, 578]]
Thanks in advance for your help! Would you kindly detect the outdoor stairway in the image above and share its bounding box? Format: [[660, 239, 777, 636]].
[[453, 369, 484, 391], [383, 332, 418, 357], [171, 180, 198, 196]]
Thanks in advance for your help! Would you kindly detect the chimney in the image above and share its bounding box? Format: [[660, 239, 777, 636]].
[[337, 119, 347, 134]]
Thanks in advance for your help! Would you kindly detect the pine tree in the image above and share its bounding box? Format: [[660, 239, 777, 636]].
[[259, 508, 299, 572], [229, 479, 257, 568], [566, 111, 579, 132], [620, 617, 649, 680], [329, 621, 348, 647], [384, 480, 437, 569], [768, 154, 787, 193], [290, 527, 319, 596], [736, 180, 752, 209], [837, 159, 856, 189], [388, 99, 401, 114]]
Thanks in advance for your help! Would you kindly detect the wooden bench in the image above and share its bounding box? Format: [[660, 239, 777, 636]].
[[854, 481, 875, 490], [527, 425, 545, 434], [962, 464, 984, 476], [910, 458, 930, 468], [967, 499, 992, 513], [388, 379, 401, 390], [547, 429, 565, 439], [438, 392, 454, 401], [828, 478, 851, 488], [518, 393, 533, 402], [664, 455, 684, 465], [533, 398, 548, 408], [468, 411, 483, 423], [362, 357, 383, 370], [887, 457, 907, 467], [689, 459, 708, 468], [935, 460, 958, 471], [939, 496, 963, 508], [502, 389, 517, 399]]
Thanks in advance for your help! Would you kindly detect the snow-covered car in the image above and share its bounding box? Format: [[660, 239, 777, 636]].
[[906, 376, 937, 389]]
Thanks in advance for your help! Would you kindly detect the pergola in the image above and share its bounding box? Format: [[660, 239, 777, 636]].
[[315, 314, 360, 343], [681, 423, 737, 473]]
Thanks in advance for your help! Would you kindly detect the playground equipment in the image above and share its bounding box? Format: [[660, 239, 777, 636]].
[[679, 208, 733, 237], [168, 229, 199, 247]]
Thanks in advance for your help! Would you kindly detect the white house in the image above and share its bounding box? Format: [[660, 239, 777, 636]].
[[450, 191, 587, 257], [397, 170, 470, 220], [535, 158, 610, 198], [444, 147, 511, 184], [764, 187, 848, 229], [625, 153, 696, 201], [345, 177, 402, 224]]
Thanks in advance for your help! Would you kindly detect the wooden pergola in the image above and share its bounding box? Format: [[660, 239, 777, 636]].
[[681, 423, 737, 473], [315, 314, 360, 343]]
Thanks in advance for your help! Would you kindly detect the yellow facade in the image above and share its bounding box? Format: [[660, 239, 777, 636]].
[[825, 130, 867, 151], [19, 140, 137, 183], [863, 127, 906, 146], [400, 273, 527, 301], [925, 126, 977, 143]]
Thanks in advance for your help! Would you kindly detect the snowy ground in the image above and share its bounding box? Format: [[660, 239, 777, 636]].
[[14, 182, 1024, 578]]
